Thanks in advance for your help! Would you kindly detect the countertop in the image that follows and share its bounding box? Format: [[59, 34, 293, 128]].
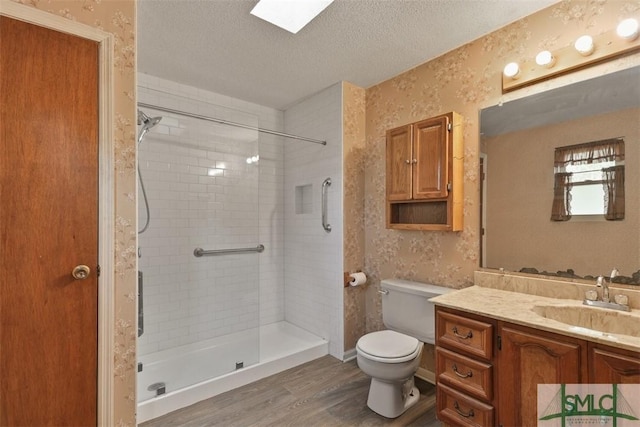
[[430, 285, 640, 353]]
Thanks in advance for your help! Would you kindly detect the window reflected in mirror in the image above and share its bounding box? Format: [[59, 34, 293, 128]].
[[480, 66, 639, 285], [551, 138, 625, 220]]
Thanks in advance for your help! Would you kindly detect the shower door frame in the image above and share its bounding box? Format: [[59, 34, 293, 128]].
[[0, 2, 116, 425]]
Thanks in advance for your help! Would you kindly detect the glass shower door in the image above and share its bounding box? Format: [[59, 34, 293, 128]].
[[136, 89, 260, 401]]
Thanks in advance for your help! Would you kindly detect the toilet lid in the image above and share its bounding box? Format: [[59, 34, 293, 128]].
[[356, 330, 421, 363]]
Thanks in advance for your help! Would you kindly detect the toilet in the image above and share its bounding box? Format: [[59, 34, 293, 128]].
[[356, 279, 452, 418]]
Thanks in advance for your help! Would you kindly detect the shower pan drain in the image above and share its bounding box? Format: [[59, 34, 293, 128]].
[[147, 382, 166, 396]]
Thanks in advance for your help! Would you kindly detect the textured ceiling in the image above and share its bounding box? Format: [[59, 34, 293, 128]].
[[137, 0, 558, 110]]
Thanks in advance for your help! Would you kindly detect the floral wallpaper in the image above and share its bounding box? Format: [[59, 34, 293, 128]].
[[361, 0, 640, 338], [9, 0, 640, 421], [8, 0, 138, 425], [342, 82, 367, 352]]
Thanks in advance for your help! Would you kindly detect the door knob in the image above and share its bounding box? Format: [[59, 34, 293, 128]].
[[72, 265, 91, 280]]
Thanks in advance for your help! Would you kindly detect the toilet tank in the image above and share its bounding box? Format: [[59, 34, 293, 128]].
[[381, 279, 453, 344]]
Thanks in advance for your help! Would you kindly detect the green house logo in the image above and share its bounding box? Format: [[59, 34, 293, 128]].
[[539, 384, 639, 427]]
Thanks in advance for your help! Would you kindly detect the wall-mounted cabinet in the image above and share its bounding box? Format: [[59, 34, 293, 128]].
[[386, 112, 463, 231]]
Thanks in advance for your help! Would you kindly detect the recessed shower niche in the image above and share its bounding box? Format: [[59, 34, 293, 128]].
[[295, 184, 313, 214]]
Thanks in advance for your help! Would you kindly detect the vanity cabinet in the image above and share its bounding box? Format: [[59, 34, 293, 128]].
[[589, 343, 640, 384], [435, 308, 496, 426], [435, 306, 640, 427], [496, 323, 587, 427], [386, 112, 463, 231]]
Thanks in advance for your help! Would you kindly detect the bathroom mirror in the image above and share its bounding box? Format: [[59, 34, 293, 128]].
[[480, 66, 640, 284]]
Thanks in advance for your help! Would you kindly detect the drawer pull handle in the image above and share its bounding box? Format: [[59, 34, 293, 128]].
[[454, 401, 475, 418], [452, 326, 473, 340], [452, 363, 473, 378]]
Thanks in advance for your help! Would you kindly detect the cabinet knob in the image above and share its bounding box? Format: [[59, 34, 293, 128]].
[[412, 159, 417, 164], [405, 159, 411, 164]]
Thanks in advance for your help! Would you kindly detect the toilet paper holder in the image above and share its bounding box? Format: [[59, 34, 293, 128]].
[[344, 271, 367, 288]]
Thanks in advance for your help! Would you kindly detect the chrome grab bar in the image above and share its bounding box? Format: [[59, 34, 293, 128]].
[[322, 177, 332, 233], [194, 244, 265, 257]]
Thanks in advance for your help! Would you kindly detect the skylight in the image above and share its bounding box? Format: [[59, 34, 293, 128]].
[[250, 0, 335, 34]]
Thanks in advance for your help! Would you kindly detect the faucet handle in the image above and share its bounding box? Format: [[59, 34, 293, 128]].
[[614, 294, 629, 306], [585, 289, 598, 301], [596, 276, 604, 287]]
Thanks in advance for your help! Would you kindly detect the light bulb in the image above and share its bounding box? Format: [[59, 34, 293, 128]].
[[574, 35, 594, 56], [503, 62, 520, 79], [535, 50, 556, 67], [617, 18, 639, 41]]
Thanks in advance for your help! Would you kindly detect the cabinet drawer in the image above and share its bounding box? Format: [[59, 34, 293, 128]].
[[436, 310, 493, 360], [436, 347, 493, 401], [437, 383, 494, 427]]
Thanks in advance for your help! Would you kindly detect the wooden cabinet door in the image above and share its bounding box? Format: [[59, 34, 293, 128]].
[[413, 116, 449, 199], [0, 17, 99, 426], [590, 344, 640, 384], [497, 324, 587, 427], [386, 124, 413, 200]]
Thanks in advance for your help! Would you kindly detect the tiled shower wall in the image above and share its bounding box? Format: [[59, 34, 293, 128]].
[[137, 74, 285, 356], [283, 83, 344, 359], [136, 75, 345, 360]]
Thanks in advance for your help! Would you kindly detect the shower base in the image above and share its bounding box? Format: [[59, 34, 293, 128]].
[[136, 321, 328, 423]]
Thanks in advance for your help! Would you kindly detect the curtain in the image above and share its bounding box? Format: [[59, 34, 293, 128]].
[[550, 172, 573, 221], [551, 138, 624, 221], [553, 138, 624, 168], [603, 165, 625, 220]]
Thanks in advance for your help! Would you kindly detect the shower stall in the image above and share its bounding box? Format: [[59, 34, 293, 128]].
[[136, 80, 343, 422]]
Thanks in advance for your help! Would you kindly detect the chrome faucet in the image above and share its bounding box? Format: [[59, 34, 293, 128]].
[[596, 276, 609, 303], [583, 269, 629, 311], [597, 268, 620, 303]]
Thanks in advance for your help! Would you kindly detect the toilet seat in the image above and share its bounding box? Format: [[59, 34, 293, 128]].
[[356, 330, 421, 363]]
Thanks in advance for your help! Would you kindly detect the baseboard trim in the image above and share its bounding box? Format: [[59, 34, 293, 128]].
[[343, 348, 357, 362], [416, 367, 436, 385]]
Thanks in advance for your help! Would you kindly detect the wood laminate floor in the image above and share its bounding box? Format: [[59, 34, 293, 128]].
[[140, 355, 441, 427]]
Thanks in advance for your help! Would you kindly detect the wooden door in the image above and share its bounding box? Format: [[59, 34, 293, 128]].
[[497, 324, 587, 427], [0, 17, 99, 426], [386, 124, 412, 201], [413, 115, 448, 199]]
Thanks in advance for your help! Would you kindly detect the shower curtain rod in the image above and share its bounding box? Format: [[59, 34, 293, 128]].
[[137, 102, 327, 146]]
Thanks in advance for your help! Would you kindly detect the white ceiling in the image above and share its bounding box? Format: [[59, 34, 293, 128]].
[[137, 0, 558, 110]]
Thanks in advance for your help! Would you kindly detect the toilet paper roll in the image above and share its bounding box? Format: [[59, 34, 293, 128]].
[[348, 272, 367, 287]]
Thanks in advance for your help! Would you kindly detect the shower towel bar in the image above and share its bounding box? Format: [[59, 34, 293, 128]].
[[194, 244, 265, 257]]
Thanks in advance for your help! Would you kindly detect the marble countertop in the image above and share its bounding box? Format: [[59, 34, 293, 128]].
[[431, 285, 640, 353]]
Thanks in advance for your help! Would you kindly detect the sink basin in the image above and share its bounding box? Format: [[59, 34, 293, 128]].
[[531, 305, 640, 337]]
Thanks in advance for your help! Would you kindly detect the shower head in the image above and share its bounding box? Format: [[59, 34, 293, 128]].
[[138, 110, 162, 128], [137, 110, 162, 145]]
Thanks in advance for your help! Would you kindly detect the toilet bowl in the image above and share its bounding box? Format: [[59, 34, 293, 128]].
[[356, 330, 423, 418], [356, 279, 452, 418]]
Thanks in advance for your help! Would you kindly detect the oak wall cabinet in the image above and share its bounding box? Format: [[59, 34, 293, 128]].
[[386, 112, 463, 231]]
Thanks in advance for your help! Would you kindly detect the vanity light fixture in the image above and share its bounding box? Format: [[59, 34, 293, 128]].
[[574, 35, 595, 56], [250, 0, 335, 34], [503, 62, 520, 79], [617, 18, 639, 41], [502, 16, 640, 92], [535, 50, 556, 68]]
